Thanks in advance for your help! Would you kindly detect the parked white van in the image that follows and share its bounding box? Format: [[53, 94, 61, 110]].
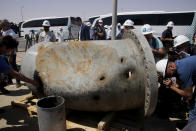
[[20, 16, 80, 40]]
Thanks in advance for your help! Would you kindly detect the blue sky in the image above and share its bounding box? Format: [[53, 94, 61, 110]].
[[0, 0, 196, 23]]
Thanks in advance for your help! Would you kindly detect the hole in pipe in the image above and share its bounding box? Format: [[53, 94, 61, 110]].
[[125, 71, 132, 80]]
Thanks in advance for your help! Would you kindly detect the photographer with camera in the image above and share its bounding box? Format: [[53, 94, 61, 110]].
[[92, 19, 106, 40]]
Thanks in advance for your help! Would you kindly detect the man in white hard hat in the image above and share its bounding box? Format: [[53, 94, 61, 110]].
[[39, 20, 56, 42], [86, 22, 94, 40], [123, 19, 134, 31], [161, 21, 174, 50], [168, 35, 196, 61], [173, 35, 195, 58], [92, 19, 106, 40], [141, 24, 165, 62], [156, 56, 196, 124]]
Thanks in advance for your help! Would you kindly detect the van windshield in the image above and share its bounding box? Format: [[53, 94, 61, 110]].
[[22, 18, 68, 28]]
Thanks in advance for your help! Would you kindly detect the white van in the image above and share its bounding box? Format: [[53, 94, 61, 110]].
[[90, 11, 196, 44], [20, 16, 80, 40]]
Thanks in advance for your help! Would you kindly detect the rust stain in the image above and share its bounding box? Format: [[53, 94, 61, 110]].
[[47, 73, 51, 78], [38, 45, 44, 52], [60, 49, 67, 54], [82, 43, 88, 49], [66, 84, 72, 90], [75, 59, 92, 74], [46, 43, 61, 49], [88, 59, 91, 65], [66, 56, 75, 68], [40, 59, 45, 63], [73, 42, 80, 48]]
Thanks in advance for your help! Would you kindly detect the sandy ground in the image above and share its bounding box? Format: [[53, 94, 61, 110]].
[[0, 85, 39, 131]]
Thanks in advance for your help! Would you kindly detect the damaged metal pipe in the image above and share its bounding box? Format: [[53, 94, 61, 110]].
[[21, 29, 158, 117]]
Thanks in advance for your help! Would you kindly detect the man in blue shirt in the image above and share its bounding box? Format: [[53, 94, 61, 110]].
[[141, 24, 165, 62], [156, 56, 196, 124], [0, 36, 39, 113]]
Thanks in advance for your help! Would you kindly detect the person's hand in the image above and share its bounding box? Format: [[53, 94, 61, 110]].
[[98, 32, 104, 37], [163, 78, 172, 88], [151, 48, 156, 53]]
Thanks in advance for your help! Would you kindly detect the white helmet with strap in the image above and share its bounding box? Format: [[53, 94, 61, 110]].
[[156, 59, 168, 78], [173, 35, 189, 47], [42, 20, 50, 27]]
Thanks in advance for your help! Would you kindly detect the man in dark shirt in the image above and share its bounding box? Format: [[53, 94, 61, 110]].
[[93, 19, 106, 40], [161, 21, 174, 50], [76, 17, 90, 41]]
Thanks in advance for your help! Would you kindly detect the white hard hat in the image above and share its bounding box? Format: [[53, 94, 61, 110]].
[[117, 23, 121, 26], [173, 35, 190, 47], [42, 20, 50, 27], [121, 26, 125, 30], [166, 21, 174, 27], [156, 59, 168, 78], [98, 19, 103, 23], [141, 24, 154, 35], [123, 19, 134, 27], [86, 22, 91, 27]]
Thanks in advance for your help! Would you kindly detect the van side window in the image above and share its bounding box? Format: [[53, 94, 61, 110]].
[[159, 13, 194, 25], [23, 20, 43, 28], [89, 17, 99, 24], [102, 16, 112, 26], [50, 18, 68, 26]]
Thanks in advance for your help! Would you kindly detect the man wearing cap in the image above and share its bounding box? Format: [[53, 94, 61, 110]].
[[171, 35, 196, 59], [123, 19, 134, 31], [161, 21, 174, 50], [141, 24, 165, 62], [86, 22, 94, 40], [76, 17, 90, 41], [1, 19, 17, 40], [93, 19, 106, 40], [39, 20, 56, 42], [156, 56, 196, 124]]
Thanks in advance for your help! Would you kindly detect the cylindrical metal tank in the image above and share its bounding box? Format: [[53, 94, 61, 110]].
[[21, 30, 158, 116], [37, 96, 66, 131]]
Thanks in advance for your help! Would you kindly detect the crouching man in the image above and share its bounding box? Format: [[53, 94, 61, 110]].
[[156, 56, 196, 124], [0, 36, 39, 90]]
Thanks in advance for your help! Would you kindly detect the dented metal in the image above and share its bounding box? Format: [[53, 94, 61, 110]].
[[21, 30, 158, 116]]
